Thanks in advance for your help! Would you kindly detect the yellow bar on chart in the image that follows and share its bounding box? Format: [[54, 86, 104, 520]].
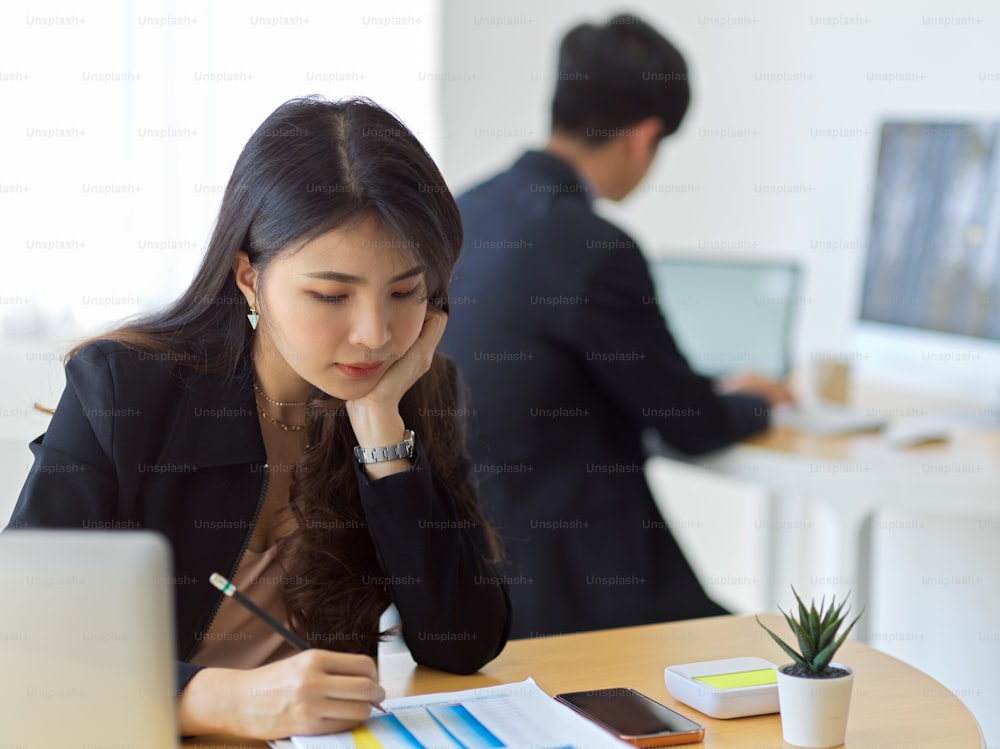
[[351, 724, 386, 749]]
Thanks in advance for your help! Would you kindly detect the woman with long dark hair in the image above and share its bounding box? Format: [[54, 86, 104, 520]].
[[9, 96, 510, 739]]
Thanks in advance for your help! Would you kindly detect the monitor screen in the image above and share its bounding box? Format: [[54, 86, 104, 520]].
[[860, 122, 1000, 341]]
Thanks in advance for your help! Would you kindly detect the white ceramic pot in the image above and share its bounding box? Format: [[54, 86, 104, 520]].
[[776, 662, 854, 748]]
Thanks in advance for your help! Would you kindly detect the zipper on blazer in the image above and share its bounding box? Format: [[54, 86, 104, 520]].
[[186, 462, 269, 660]]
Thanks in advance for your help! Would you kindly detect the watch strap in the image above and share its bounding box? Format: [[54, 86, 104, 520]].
[[354, 429, 416, 464]]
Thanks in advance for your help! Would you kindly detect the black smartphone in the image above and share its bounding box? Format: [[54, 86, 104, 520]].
[[555, 688, 705, 747]]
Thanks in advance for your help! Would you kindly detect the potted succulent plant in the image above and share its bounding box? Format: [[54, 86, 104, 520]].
[[756, 588, 864, 748]]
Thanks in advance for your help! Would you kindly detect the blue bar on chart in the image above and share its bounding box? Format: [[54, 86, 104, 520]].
[[355, 704, 506, 749], [426, 704, 505, 748], [352, 714, 423, 749]]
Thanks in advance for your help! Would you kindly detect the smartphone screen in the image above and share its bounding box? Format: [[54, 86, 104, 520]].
[[556, 688, 704, 747]]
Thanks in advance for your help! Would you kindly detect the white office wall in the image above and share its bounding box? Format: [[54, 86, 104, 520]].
[[1, 0, 443, 337], [439, 0, 1000, 366]]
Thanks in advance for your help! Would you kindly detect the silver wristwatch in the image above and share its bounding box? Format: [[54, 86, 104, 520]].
[[353, 429, 416, 464]]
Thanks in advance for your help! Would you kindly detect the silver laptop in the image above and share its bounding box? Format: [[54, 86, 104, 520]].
[[0, 530, 178, 748]]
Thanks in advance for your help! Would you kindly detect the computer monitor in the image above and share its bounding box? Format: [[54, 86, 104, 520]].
[[855, 122, 1000, 408], [647, 257, 800, 381]]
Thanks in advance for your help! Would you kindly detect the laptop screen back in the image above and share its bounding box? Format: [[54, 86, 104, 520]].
[[647, 257, 800, 380], [0, 530, 178, 748]]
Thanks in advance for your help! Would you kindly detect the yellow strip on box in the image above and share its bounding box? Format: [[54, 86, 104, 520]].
[[693, 668, 778, 690]]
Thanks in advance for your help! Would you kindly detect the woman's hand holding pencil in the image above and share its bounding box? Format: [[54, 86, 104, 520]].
[[209, 573, 387, 713], [176, 573, 388, 740]]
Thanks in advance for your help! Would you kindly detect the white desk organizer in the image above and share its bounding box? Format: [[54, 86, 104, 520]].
[[664, 657, 780, 719]]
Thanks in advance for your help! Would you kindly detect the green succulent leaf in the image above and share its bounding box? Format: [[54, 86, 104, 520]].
[[822, 595, 848, 630], [779, 605, 815, 664], [813, 609, 865, 671], [794, 588, 810, 628], [818, 609, 846, 650], [808, 597, 821, 636]]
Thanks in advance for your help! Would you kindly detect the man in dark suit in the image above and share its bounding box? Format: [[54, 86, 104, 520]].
[[440, 13, 793, 639]]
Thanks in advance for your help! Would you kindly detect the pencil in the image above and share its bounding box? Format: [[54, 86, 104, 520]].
[[209, 572, 388, 713]]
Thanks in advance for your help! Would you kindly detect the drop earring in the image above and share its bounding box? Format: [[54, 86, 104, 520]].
[[247, 304, 259, 331]]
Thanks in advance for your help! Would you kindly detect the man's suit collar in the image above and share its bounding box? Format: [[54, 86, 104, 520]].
[[513, 150, 596, 205]]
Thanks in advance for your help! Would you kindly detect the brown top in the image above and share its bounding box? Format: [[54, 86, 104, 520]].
[[190, 545, 299, 669]]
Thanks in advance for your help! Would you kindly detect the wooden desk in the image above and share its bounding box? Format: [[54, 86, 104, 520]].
[[183, 615, 983, 748]]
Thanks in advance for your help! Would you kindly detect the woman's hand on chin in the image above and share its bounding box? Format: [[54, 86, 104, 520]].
[[344, 310, 446, 480], [346, 309, 446, 421]]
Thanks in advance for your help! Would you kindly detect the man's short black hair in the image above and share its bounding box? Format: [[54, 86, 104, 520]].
[[551, 13, 690, 143]]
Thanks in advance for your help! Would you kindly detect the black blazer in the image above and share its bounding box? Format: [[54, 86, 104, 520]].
[[440, 151, 769, 638], [8, 341, 510, 690]]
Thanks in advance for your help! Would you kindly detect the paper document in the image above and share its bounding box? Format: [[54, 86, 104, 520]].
[[286, 678, 630, 748]]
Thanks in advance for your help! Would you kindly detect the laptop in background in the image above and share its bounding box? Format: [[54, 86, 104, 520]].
[[647, 256, 799, 381], [0, 530, 178, 748], [647, 256, 886, 436]]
